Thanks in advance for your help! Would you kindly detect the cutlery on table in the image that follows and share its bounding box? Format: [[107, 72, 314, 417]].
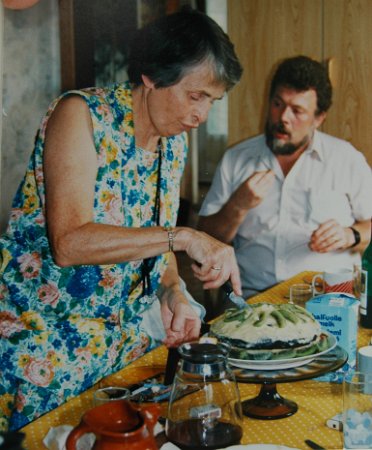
[[305, 439, 326, 450]]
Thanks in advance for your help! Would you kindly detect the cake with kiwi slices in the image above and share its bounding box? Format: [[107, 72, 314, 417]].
[[210, 303, 330, 361]]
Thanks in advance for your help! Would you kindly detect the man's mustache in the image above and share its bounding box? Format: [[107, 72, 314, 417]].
[[272, 122, 290, 135]]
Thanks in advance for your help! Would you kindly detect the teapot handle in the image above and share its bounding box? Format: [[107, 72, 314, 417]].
[[141, 403, 161, 432], [65, 422, 93, 450]]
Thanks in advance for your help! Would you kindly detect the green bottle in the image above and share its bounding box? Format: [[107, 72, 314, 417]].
[[360, 220, 372, 328]]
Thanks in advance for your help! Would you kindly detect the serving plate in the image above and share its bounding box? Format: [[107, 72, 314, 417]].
[[225, 446, 299, 450], [161, 444, 300, 450], [228, 331, 336, 370]]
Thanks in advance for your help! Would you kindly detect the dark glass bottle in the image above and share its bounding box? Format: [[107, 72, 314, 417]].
[[360, 220, 372, 328]]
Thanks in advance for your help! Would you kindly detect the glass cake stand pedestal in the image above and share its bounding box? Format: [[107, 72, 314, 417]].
[[232, 345, 348, 420]]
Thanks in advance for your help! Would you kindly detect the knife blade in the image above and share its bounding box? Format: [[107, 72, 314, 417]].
[[305, 439, 326, 450], [221, 281, 251, 310]]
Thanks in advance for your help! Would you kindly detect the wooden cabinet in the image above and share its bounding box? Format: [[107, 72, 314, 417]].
[[228, 0, 372, 166]]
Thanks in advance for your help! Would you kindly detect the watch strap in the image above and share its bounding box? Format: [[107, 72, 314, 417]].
[[350, 227, 361, 247]]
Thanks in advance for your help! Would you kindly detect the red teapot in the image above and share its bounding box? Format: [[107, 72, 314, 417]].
[[66, 399, 160, 450]]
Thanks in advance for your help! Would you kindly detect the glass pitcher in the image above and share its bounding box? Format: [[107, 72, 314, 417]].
[[165, 341, 243, 449]]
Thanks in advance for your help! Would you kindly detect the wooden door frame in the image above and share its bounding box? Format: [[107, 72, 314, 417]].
[[59, 0, 95, 90]]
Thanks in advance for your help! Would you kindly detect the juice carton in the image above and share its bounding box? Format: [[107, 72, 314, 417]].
[[306, 293, 359, 382]]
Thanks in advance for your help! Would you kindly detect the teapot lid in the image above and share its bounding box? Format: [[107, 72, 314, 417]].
[[178, 342, 229, 364]]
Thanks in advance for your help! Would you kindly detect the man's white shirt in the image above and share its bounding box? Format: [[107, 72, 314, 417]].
[[199, 131, 372, 298]]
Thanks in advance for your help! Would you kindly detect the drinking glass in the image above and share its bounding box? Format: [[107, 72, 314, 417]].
[[93, 386, 131, 405], [343, 370, 372, 448], [353, 264, 362, 299], [289, 283, 313, 308]]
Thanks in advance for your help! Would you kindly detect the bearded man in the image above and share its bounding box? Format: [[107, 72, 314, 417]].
[[198, 55, 372, 298]]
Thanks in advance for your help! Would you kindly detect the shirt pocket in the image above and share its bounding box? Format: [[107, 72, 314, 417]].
[[308, 189, 352, 226]]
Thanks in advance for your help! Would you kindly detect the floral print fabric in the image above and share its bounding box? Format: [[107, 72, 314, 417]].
[[0, 82, 187, 431]]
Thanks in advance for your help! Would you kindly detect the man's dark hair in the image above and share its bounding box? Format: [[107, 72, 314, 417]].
[[127, 9, 243, 90], [269, 55, 332, 115]]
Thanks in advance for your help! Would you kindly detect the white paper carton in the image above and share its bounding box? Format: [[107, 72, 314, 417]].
[[306, 293, 359, 382]]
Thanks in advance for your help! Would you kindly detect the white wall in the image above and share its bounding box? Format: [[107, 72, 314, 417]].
[[0, 0, 60, 232]]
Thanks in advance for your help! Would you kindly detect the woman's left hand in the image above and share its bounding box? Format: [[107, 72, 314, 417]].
[[160, 285, 201, 348]]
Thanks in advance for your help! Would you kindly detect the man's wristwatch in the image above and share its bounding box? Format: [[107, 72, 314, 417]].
[[350, 227, 361, 247]]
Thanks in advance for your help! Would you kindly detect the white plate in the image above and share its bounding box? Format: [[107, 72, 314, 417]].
[[161, 443, 300, 450], [228, 332, 336, 371], [225, 445, 300, 450]]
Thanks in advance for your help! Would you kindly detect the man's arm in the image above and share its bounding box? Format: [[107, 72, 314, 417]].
[[198, 170, 275, 243], [198, 201, 248, 244]]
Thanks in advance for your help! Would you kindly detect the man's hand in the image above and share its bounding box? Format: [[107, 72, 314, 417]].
[[198, 170, 275, 247], [309, 219, 355, 253], [230, 169, 275, 211]]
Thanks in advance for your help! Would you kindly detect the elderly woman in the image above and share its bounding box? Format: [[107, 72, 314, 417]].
[[0, 9, 243, 430]]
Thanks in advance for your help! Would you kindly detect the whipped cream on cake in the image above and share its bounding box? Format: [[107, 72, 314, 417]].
[[210, 303, 322, 350]]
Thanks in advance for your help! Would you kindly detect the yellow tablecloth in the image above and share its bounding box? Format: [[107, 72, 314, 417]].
[[21, 271, 372, 450]]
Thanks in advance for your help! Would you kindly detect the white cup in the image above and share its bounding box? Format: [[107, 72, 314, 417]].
[[358, 346, 372, 374], [312, 269, 354, 295]]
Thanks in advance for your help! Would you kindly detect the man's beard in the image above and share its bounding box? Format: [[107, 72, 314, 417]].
[[265, 121, 310, 155]]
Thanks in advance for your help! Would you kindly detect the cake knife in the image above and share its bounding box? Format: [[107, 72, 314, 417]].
[[221, 281, 251, 310]]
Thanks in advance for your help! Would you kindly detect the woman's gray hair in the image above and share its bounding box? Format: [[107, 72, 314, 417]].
[[127, 9, 243, 91]]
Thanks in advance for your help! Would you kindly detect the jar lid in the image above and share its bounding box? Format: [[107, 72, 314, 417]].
[[178, 342, 229, 364]]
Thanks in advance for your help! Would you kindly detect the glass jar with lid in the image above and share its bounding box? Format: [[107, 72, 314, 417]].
[[165, 341, 243, 449]]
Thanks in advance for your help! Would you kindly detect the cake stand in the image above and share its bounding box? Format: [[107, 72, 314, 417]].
[[231, 345, 348, 420]]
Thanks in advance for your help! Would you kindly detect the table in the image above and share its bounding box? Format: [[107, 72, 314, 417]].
[[20, 271, 372, 450]]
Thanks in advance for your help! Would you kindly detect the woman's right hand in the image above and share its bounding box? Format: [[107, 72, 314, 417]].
[[177, 228, 242, 295]]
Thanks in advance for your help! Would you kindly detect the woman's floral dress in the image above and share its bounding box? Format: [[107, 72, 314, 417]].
[[0, 81, 187, 431]]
